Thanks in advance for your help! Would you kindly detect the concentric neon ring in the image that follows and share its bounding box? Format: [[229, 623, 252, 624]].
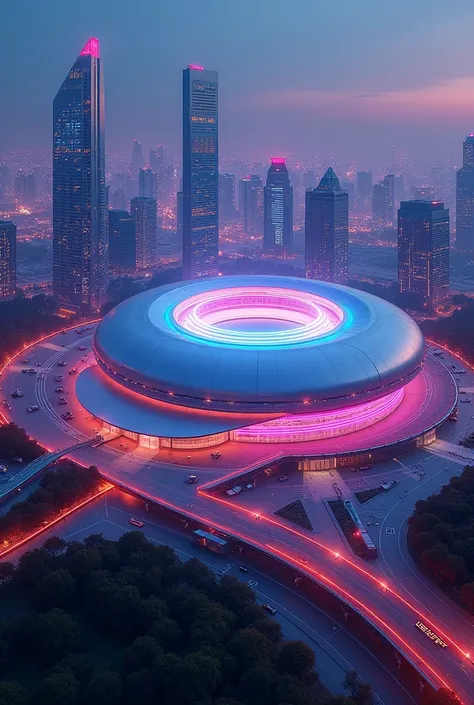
[[171, 286, 345, 346]]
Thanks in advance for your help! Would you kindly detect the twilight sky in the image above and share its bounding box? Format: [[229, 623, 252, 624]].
[[2, 0, 474, 165]]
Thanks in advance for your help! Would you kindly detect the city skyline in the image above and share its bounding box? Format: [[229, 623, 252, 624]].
[[2, 1, 474, 163]]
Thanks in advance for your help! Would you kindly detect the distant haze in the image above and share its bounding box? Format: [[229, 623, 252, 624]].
[[2, 0, 474, 164]]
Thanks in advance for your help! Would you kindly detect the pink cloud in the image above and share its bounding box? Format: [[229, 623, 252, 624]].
[[243, 77, 474, 122]]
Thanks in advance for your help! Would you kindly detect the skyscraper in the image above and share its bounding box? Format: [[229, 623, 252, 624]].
[[131, 197, 157, 269], [263, 158, 293, 252], [53, 37, 107, 312], [182, 65, 219, 279], [108, 210, 136, 272], [139, 168, 155, 198], [372, 175, 395, 232], [0, 220, 16, 301], [14, 172, 36, 206], [131, 140, 144, 170], [305, 168, 348, 284], [456, 134, 474, 250], [356, 171, 372, 213], [398, 200, 450, 309], [240, 175, 263, 237], [219, 173, 236, 218], [150, 145, 165, 205]]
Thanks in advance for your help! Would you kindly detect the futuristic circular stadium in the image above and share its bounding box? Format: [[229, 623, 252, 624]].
[[75, 275, 456, 454]]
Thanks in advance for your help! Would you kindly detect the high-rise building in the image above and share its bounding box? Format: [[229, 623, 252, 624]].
[[263, 158, 293, 252], [130, 197, 157, 269], [150, 146, 165, 205], [14, 172, 36, 206], [240, 175, 263, 237], [0, 220, 16, 301], [398, 200, 450, 309], [110, 188, 127, 211], [341, 181, 355, 212], [356, 171, 372, 213], [53, 37, 107, 312], [305, 168, 348, 284], [139, 168, 155, 198], [108, 210, 136, 272], [219, 173, 236, 218], [182, 65, 219, 279], [456, 134, 474, 250], [372, 175, 395, 232], [131, 140, 144, 170]]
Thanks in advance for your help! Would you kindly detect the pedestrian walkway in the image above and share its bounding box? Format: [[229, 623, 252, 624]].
[[425, 438, 474, 465], [0, 437, 100, 502]]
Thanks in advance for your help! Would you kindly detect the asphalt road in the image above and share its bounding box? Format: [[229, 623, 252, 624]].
[[5, 488, 411, 705], [2, 327, 474, 701]]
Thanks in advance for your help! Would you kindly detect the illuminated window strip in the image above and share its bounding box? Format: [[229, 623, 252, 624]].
[[232, 388, 404, 443]]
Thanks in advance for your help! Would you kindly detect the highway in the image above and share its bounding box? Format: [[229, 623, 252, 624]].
[[5, 488, 410, 705], [1, 325, 474, 702]]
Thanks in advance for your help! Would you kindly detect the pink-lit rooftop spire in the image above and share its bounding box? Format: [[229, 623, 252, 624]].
[[271, 157, 286, 164], [80, 37, 100, 58]]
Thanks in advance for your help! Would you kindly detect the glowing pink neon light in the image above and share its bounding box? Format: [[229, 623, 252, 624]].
[[80, 37, 100, 58], [188, 64, 204, 70], [233, 388, 404, 443], [171, 287, 345, 346], [271, 157, 286, 164]]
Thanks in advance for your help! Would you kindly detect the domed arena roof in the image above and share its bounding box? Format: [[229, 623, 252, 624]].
[[89, 276, 425, 414]]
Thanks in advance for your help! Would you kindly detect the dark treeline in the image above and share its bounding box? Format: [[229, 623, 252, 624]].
[[0, 294, 65, 365], [0, 423, 44, 462], [0, 532, 376, 705], [0, 460, 103, 545], [421, 296, 474, 365], [408, 465, 474, 613]]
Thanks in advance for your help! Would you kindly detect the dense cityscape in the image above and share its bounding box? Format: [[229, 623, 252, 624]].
[[2, 4, 474, 705]]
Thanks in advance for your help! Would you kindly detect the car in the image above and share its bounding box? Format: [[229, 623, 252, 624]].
[[55, 375, 63, 382], [185, 475, 199, 484], [61, 411, 74, 420], [68, 368, 77, 376], [60, 330, 67, 335], [78, 345, 87, 351], [58, 399, 68, 405], [60, 344, 66, 348], [232, 486, 243, 494], [225, 489, 236, 496], [26, 405, 39, 413], [461, 399, 471, 403], [11, 389, 23, 398], [277, 475, 289, 482], [21, 358, 30, 364], [21, 369, 28, 374], [129, 518, 144, 528], [35, 362, 41, 367], [239, 566, 249, 573], [0, 465, 7, 474], [299, 557, 308, 564], [12, 457, 23, 463], [211, 451, 221, 459], [55, 387, 64, 393], [359, 464, 372, 471], [263, 604, 277, 616], [57, 361, 67, 367]]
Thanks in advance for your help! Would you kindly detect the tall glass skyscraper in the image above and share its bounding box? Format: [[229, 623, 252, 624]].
[[131, 197, 157, 269], [398, 200, 450, 309], [108, 210, 136, 273], [240, 175, 264, 237], [456, 134, 474, 251], [53, 37, 107, 312], [0, 220, 16, 301], [182, 65, 219, 280], [263, 158, 293, 252], [305, 168, 348, 284]]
